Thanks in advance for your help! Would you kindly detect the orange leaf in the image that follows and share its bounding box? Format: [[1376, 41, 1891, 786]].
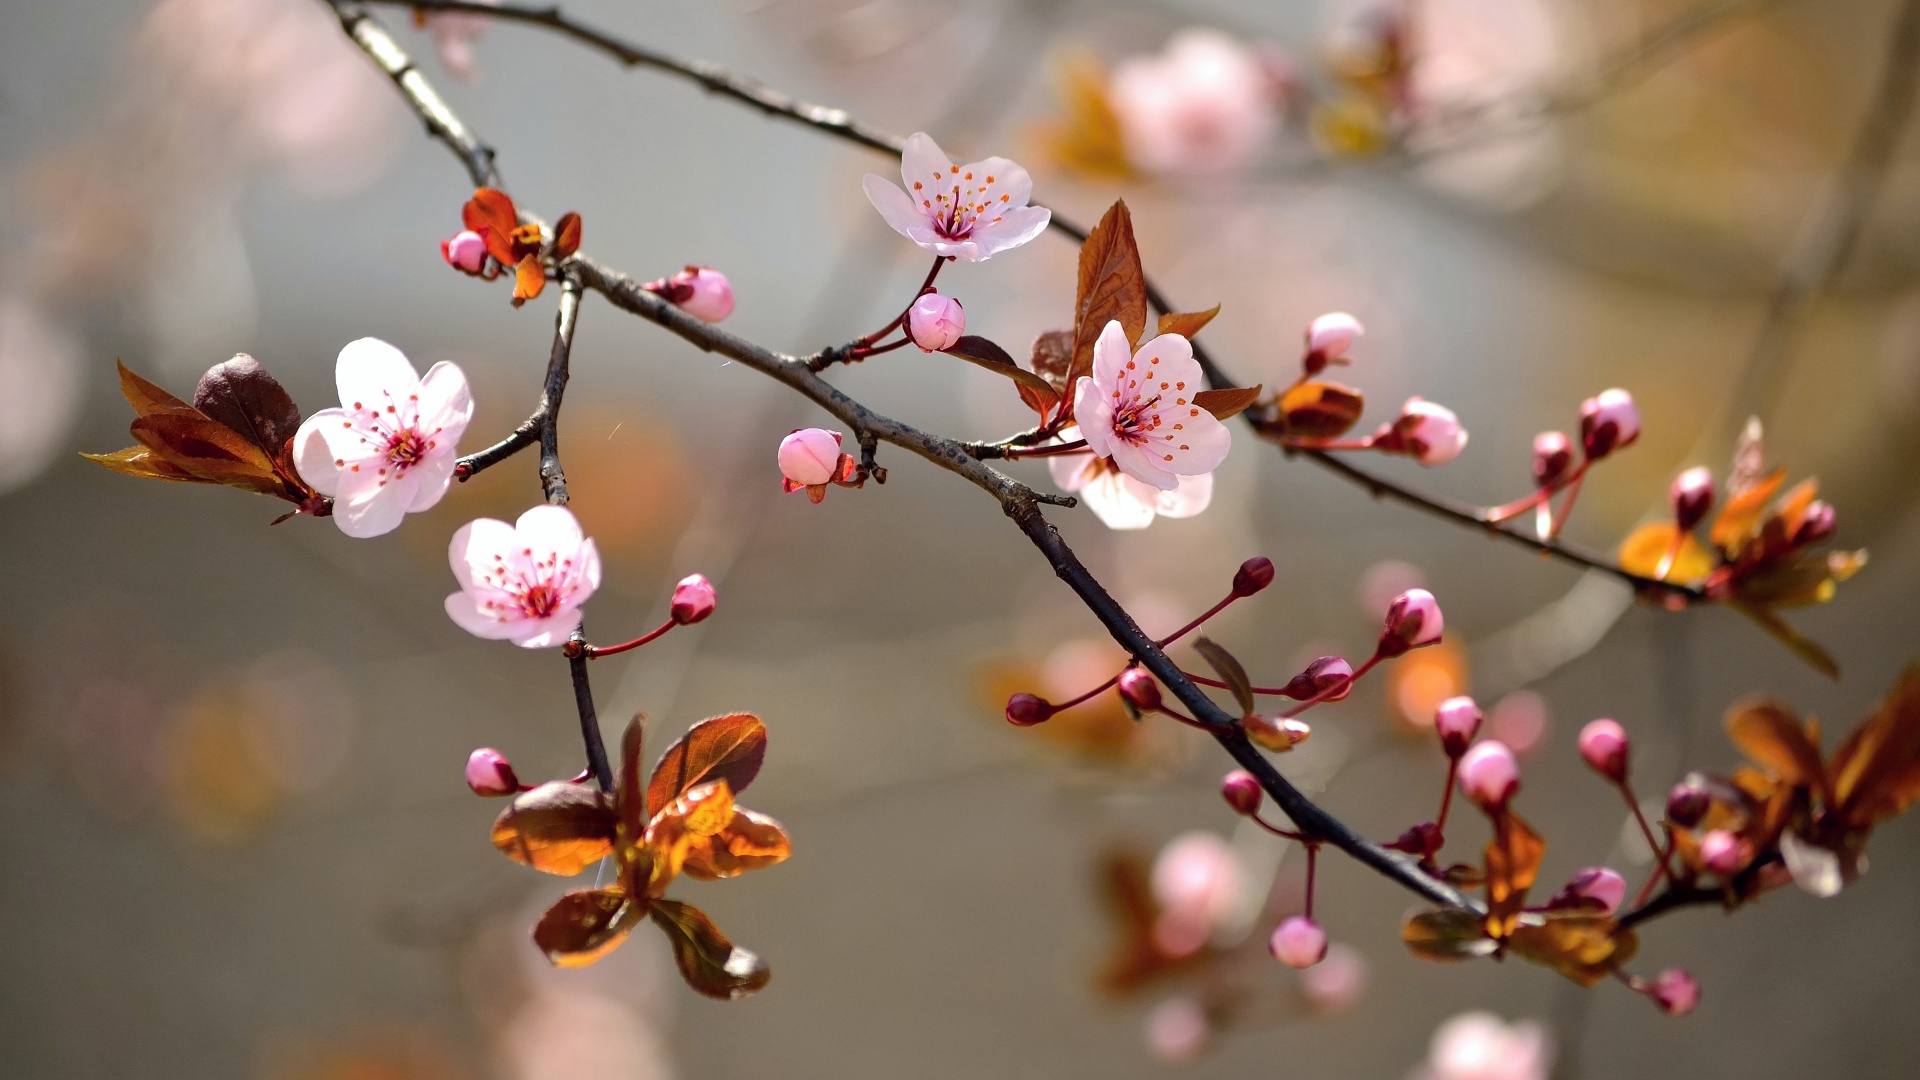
[[1617, 523, 1713, 586], [1711, 466, 1785, 553], [1483, 810, 1546, 937], [643, 779, 736, 892], [490, 781, 617, 876], [115, 359, 191, 417], [679, 808, 792, 880], [463, 188, 519, 263], [1402, 908, 1497, 962], [1067, 201, 1147, 392], [1726, 699, 1827, 791], [648, 898, 771, 1000], [647, 712, 767, 813], [81, 445, 210, 484], [1192, 384, 1262, 422], [1278, 381, 1365, 439], [615, 714, 648, 847], [533, 887, 645, 967], [1830, 667, 1920, 826], [511, 254, 546, 306], [1507, 916, 1637, 987], [1156, 305, 1220, 341], [552, 211, 582, 259], [130, 413, 285, 495]]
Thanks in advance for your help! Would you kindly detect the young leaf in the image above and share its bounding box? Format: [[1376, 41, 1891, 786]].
[[1277, 381, 1365, 439], [678, 808, 793, 880], [1831, 668, 1920, 825], [129, 413, 285, 494], [115, 359, 191, 415], [1097, 852, 1198, 994], [647, 713, 767, 814], [1192, 637, 1254, 716], [1193, 385, 1262, 422], [491, 781, 617, 875], [463, 187, 520, 264], [1726, 698, 1827, 791], [1507, 916, 1636, 987], [649, 898, 771, 1000], [512, 254, 546, 307], [1732, 602, 1840, 680], [1067, 201, 1147, 391], [944, 336, 1061, 418], [1617, 523, 1713, 585], [533, 887, 644, 968], [1030, 329, 1075, 389], [616, 713, 648, 843], [1156, 305, 1220, 341], [1483, 810, 1546, 936], [1402, 908, 1497, 962], [192, 354, 302, 466], [552, 211, 582, 259], [1711, 467, 1785, 553], [81, 445, 206, 484]]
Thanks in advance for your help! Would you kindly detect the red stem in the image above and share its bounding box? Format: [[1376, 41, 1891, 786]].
[[1183, 671, 1311, 697], [1435, 758, 1459, 837], [1249, 812, 1308, 843], [1630, 826, 1675, 911], [1042, 590, 1243, 717], [581, 617, 677, 659], [1545, 466, 1589, 541], [854, 254, 947, 347]]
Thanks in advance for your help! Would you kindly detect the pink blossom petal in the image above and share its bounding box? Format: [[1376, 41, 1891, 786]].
[[416, 360, 474, 437], [331, 465, 412, 538], [862, 175, 930, 242], [333, 337, 420, 413], [1154, 470, 1213, 519], [404, 451, 458, 512], [899, 131, 954, 187]]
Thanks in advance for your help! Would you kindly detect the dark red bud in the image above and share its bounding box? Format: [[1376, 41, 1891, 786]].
[[1531, 431, 1574, 489], [1793, 501, 1835, 546], [1005, 693, 1054, 727], [1666, 775, 1711, 828], [1221, 769, 1263, 815], [1283, 656, 1353, 701], [1117, 667, 1162, 711], [1232, 556, 1276, 597], [1670, 467, 1715, 533], [1385, 821, 1443, 857]]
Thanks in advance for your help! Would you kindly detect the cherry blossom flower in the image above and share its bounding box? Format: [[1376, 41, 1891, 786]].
[[863, 133, 1051, 261], [1072, 321, 1231, 491], [1047, 425, 1213, 529], [1144, 997, 1210, 1064], [1299, 943, 1368, 1013], [907, 292, 965, 351], [1412, 1012, 1552, 1080], [1110, 29, 1278, 176], [294, 337, 473, 538], [444, 504, 602, 649]]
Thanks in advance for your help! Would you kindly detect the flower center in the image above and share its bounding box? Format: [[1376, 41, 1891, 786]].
[[386, 427, 429, 469], [1110, 393, 1163, 446], [515, 581, 562, 619], [933, 183, 977, 241]]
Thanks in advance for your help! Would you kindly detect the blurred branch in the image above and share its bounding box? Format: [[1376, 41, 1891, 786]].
[[327, 0, 1475, 913], [349, 0, 1700, 601]]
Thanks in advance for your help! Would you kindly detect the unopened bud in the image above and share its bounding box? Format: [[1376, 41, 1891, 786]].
[[1005, 693, 1054, 726], [1117, 667, 1162, 711], [1670, 466, 1715, 532], [1433, 695, 1482, 757], [1531, 431, 1574, 489], [1377, 588, 1444, 658], [441, 229, 488, 275], [1793, 500, 1836, 546], [1385, 821, 1443, 857], [465, 747, 521, 796], [1246, 714, 1311, 752], [1269, 915, 1328, 969], [1578, 718, 1630, 783], [1458, 740, 1519, 809], [1666, 775, 1711, 827], [669, 573, 716, 624], [778, 427, 843, 487], [1221, 769, 1263, 815], [1700, 829, 1749, 876], [1578, 388, 1640, 460], [665, 266, 734, 322], [907, 292, 965, 352], [1232, 556, 1276, 597], [1556, 866, 1627, 915], [1648, 968, 1700, 1017], [1380, 398, 1468, 466], [1303, 312, 1363, 374], [1284, 656, 1353, 701]]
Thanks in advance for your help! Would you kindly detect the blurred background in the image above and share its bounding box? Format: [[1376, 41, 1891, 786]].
[[2, 0, 1919, 1076]]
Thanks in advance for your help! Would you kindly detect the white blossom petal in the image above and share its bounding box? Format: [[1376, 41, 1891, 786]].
[[334, 337, 420, 412], [899, 132, 955, 188], [1081, 469, 1158, 529], [405, 451, 458, 512], [1155, 471, 1213, 519], [331, 466, 411, 538], [863, 175, 931, 242], [417, 360, 474, 436]]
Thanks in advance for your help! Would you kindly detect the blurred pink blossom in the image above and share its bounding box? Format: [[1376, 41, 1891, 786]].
[[1110, 29, 1278, 176], [1412, 1011, 1553, 1080]]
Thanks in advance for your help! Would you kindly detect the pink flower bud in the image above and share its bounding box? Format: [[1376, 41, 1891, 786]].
[[1458, 740, 1519, 809], [669, 573, 716, 625], [1794, 500, 1836, 546], [1144, 997, 1210, 1065], [1378, 588, 1444, 657], [1232, 556, 1276, 597], [1005, 693, 1053, 726], [1433, 695, 1482, 757], [667, 266, 734, 322], [778, 427, 843, 487], [907, 292, 965, 352], [465, 747, 520, 796], [1221, 769, 1263, 815], [1304, 312, 1364, 371], [1299, 943, 1368, 1013], [1381, 398, 1468, 466], [1666, 775, 1710, 827], [1670, 466, 1715, 532], [1532, 431, 1574, 489], [1245, 714, 1311, 752], [1648, 968, 1700, 1016], [1578, 718, 1629, 783], [1700, 829, 1749, 876], [1284, 656, 1353, 701], [1558, 866, 1627, 915], [1117, 666, 1162, 711], [1579, 388, 1640, 459], [1269, 915, 1328, 969], [441, 229, 488, 274]]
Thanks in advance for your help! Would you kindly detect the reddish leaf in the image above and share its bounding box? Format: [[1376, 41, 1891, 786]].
[[81, 445, 208, 484], [491, 781, 617, 876], [1831, 667, 1920, 826], [679, 808, 793, 880], [1066, 201, 1147, 392], [1507, 916, 1636, 987], [1030, 329, 1075, 389], [616, 714, 648, 846], [649, 898, 771, 1000], [463, 188, 520, 264], [1192, 637, 1253, 716], [1727, 698, 1828, 791], [552, 211, 582, 259], [533, 887, 645, 967], [115, 359, 191, 416], [1192, 385, 1262, 422], [511, 254, 546, 307], [1156, 305, 1220, 341], [1278, 381, 1365, 439], [1711, 466, 1785, 554], [193, 355, 302, 463], [647, 713, 767, 814], [130, 413, 285, 495], [1402, 908, 1496, 962], [1483, 810, 1546, 937], [944, 336, 1061, 419]]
